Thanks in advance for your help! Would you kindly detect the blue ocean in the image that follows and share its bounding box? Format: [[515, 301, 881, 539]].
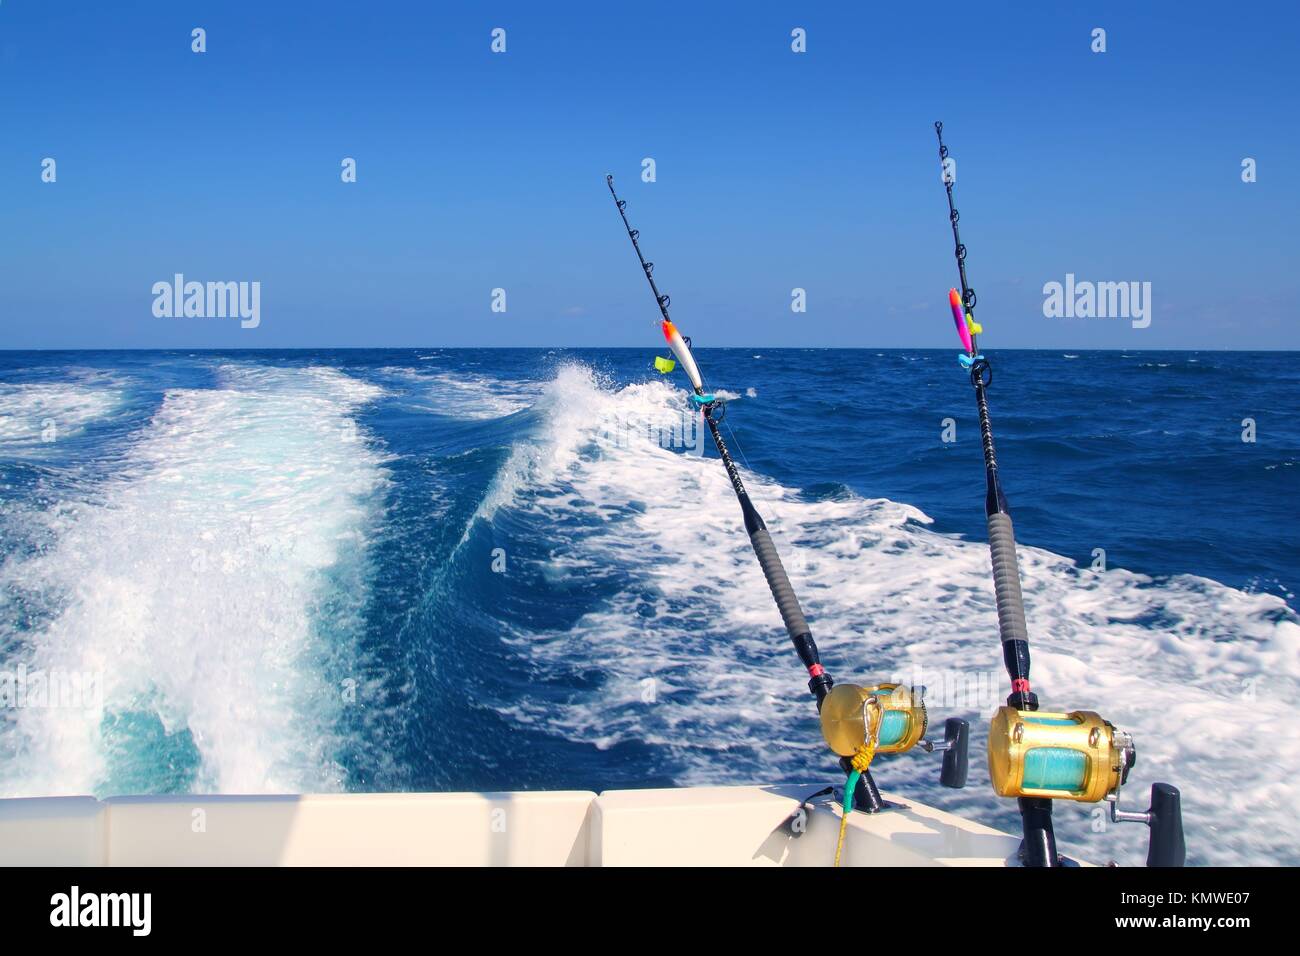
[[1, 348, 1296, 866]]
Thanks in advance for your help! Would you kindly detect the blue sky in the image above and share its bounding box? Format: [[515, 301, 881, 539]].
[[2, 1, 1297, 349]]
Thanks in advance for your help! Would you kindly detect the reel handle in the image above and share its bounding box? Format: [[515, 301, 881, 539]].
[[939, 717, 970, 789]]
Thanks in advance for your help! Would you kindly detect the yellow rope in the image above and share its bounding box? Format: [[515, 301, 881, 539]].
[[833, 742, 877, 867], [849, 741, 876, 773], [833, 810, 852, 867]]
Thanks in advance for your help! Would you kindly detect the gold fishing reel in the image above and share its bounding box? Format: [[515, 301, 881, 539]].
[[986, 706, 1186, 864], [820, 682, 927, 757], [987, 707, 1134, 803], [820, 681, 970, 790]]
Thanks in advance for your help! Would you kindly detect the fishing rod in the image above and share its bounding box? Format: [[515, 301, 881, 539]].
[[606, 176, 969, 853], [933, 122, 1184, 867], [605, 174, 832, 707]]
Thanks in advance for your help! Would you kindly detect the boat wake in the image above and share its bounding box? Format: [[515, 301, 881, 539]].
[[0, 365, 388, 796]]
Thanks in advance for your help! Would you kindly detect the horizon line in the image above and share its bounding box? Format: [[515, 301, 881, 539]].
[[3, 345, 1298, 354]]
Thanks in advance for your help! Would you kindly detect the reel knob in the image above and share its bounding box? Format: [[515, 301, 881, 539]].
[[1146, 783, 1186, 867], [938, 718, 970, 789]]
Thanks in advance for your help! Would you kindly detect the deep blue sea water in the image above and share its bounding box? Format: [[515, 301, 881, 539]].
[[1, 348, 1296, 865]]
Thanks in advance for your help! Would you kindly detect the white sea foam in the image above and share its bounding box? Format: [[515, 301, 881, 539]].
[[0, 365, 388, 796], [490, 363, 1300, 866], [376, 367, 538, 419], [0, 377, 125, 451], [457, 364, 622, 541]]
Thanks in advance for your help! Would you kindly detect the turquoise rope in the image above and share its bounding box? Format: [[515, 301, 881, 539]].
[[843, 769, 861, 815]]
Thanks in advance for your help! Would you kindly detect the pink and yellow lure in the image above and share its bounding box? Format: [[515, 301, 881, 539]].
[[948, 288, 974, 353], [948, 288, 986, 368]]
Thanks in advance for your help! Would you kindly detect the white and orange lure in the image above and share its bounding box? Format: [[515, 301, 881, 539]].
[[660, 319, 704, 393]]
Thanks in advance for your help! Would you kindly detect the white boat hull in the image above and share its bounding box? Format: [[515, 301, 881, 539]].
[[0, 784, 1034, 866]]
